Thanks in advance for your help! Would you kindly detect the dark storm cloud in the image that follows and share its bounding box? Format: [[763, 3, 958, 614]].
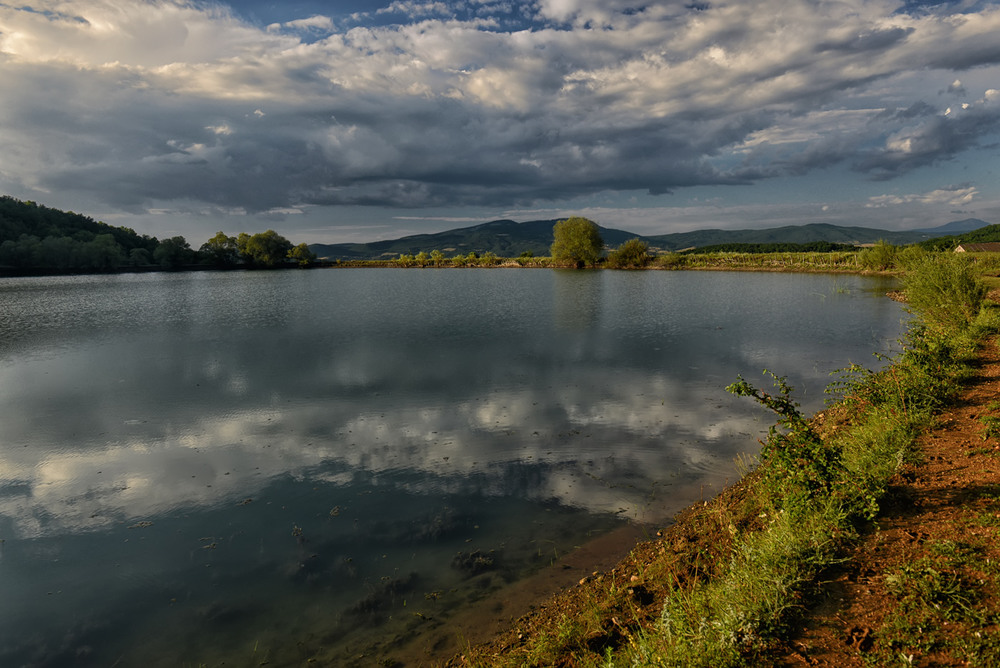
[[1, 0, 1000, 220], [874, 102, 938, 121], [855, 95, 1000, 180], [815, 27, 915, 54]]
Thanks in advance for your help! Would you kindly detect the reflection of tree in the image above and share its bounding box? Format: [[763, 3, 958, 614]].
[[553, 269, 602, 331]]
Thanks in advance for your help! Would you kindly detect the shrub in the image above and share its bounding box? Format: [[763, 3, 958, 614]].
[[857, 239, 897, 271], [653, 252, 686, 269], [903, 254, 987, 334], [606, 238, 651, 268], [895, 244, 929, 271]]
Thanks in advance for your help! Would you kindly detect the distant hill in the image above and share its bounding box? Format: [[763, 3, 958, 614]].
[[917, 222, 1000, 251], [310, 218, 994, 259], [644, 221, 992, 251], [912, 218, 990, 235], [3, 194, 991, 264], [309, 219, 642, 260]]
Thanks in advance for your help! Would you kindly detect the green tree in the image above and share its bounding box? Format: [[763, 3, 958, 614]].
[[237, 230, 293, 268], [40, 236, 75, 269], [606, 238, 650, 268], [128, 248, 152, 266], [81, 234, 125, 270], [0, 234, 41, 268], [287, 242, 317, 267], [430, 250, 445, 267], [153, 236, 194, 268], [550, 217, 603, 267], [200, 231, 240, 267]]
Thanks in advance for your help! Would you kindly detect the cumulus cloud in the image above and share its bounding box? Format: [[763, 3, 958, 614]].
[[266, 14, 335, 34], [866, 184, 979, 208], [1, 0, 1000, 224], [377, 1, 453, 18], [855, 91, 1000, 179], [946, 78, 968, 96]]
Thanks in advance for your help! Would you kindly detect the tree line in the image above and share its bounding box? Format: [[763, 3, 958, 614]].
[[683, 241, 857, 254], [0, 196, 314, 272]]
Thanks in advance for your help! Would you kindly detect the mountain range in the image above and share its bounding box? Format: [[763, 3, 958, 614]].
[[308, 218, 993, 260]]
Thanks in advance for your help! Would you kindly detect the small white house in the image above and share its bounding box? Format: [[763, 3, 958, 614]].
[[955, 243, 1000, 253]]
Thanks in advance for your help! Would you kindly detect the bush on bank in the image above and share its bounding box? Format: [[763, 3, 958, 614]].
[[618, 253, 997, 667]]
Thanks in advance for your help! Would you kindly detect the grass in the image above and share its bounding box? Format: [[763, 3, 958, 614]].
[[872, 538, 1000, 666], [612, 259, 998, 667], [325, 250, 878, 272]]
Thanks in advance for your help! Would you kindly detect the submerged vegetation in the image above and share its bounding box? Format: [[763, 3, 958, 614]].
[[454, 252, 1000, 666]]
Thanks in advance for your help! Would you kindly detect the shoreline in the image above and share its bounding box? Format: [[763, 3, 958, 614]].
[[434, 281, 1000, 666], [444, 468, 768, 666], [0, 262, 897, 279], [393, 523, 651, 665]]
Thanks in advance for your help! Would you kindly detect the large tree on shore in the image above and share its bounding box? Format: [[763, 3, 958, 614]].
[[550, 217, 603, 267], [236, 230, 293, 267], [200, 231, 240, 267], [152, 236, 194, 268], [287, 242, 317, 267]]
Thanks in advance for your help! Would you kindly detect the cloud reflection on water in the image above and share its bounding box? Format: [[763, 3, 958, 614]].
[[0, 270, 906, 542], [0, 365, 762, 538], [0, 270, 909, 667]]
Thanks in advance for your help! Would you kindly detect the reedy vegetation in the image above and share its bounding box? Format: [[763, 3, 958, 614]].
[[462, 252, 999, 667], [622, 253, 996, 666]]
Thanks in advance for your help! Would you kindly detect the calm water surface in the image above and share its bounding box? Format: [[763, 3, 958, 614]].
[[0, 269, 906, 666]]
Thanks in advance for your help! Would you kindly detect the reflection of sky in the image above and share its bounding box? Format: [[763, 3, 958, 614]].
[[0, 270, 909, 665], [0, 270, 907, 538]]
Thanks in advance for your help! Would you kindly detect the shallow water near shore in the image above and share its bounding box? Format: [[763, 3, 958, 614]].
[[0, 269, 905, 666]]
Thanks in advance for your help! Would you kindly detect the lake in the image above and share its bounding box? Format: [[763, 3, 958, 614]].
[[0, 269, 906, 666]]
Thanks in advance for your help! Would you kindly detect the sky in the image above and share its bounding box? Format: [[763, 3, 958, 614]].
[[1, 0, 999, 246]]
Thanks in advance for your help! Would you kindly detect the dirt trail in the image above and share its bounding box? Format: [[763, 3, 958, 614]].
[[772, 338, 1000, 666]]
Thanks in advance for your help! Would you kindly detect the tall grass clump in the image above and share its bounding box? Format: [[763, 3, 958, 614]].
[[857, 239, 898, 271], [895, 244, 930, 271], [903, 253, 987, 334], [633, 503, 844, 667]]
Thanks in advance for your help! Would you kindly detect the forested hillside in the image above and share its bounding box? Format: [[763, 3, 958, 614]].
[[918, 224, 1000, 251], [0, 196, 312, 273], [0, 196, 160, 270], [309, 219, 642, 260], [310, 218, 994, 260]]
